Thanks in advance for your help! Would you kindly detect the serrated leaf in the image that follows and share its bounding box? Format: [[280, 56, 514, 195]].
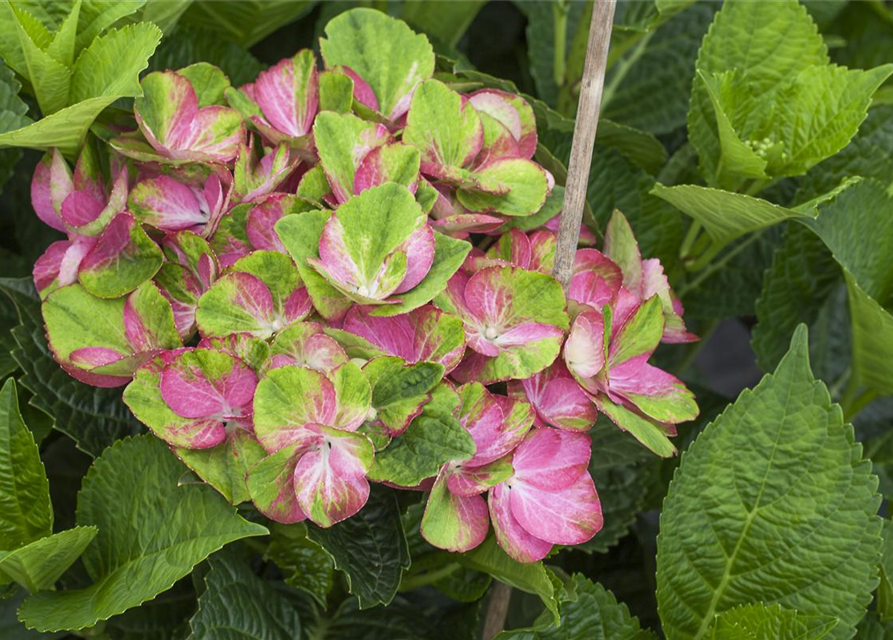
[[497, 574, 656, 640], [18, 435, 268, 632], [180, 0, 316, 48], [0, 379, 51, 550], [0, 527, 97, 593], [751, 224, 840, 373], [0, 278, 142, 457], [362, 356, 444, 435], [147, 24, 262, 87], [306, 487, 410, 609], [368, 382, 474, 487], [0, 23, 161, 155], [806, 179, 893, 394], [879, 520, 893, 621], [651, 178, 855, 249], [187, 552, 301, 640], [656, 326, 882, 640], [0, 60, 31, 135], [400, 1, 485, 48], [708, 603, 837, 640], [265, 522, 333, 607]]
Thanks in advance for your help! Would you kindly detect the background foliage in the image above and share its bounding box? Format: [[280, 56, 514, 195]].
[[2, 0, 893, 638]]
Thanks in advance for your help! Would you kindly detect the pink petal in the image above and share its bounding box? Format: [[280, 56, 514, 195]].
[[493, 322, 564, 349], [564, 308, 606, 379], [245, 194, 289, 253], [293, 431, 371, 527], [394, 224, 435, 293], [31, 149, 72, 232], [519, 362, 598, 431], [509, 472, 603, 545], [129, 175, 208, 231], [60, 191, 105, 230], [489, 483, 553, 563], [315, 215, 362, 290], [512, 428, 590, 491], [252, 53, 318, 138], [161, 352, 257, 419], [338, 65, 379, 112], [569, 249, 623, 310]]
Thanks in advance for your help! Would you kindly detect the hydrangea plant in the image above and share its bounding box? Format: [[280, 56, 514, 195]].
[[6, 1, 893, 638], [26, 8, 699, 571]]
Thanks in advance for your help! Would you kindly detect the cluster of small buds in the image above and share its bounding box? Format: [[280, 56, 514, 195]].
[[32, 9, 697, 562]]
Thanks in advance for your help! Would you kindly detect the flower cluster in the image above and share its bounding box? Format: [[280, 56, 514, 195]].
[[32, 9, 697, 563]]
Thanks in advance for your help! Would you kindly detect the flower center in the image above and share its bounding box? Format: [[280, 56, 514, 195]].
[[484, 326, 499, 341]]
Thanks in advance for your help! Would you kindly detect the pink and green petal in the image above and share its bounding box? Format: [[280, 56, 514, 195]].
[[266, 322, 349, 374], [330, 362, 374, 431], [320, 9, 435, 122], [421, 469, 489, 553], [468, 89, 537, 159], [293, 425, 374, 528], [608, 357, 699, 424], [160, 349, 256, 420], [593, 396, 677, 458], [564, 308, 607, 380], [246, 193, 315, 254], [446, 456, 514, 497], [129, 175, 210, 231], [515, 362, 598, 431], [198, 333, 271, 371], [196, 251, 311, 338], [569, 249, 623, 310], [242, 50, 318, 140], [353, 142, 420, 196], [489, 483, 553, 564], [33, 238, 93, 299], [313, 111, 390, 204], [233, 140, 298, 202], [511, 427, 591, 491], [509, 472, 602, 546], [458, 383, 533, 466], [402, 79, 483, 179], [341, 304, 466, 373], [246, 443, 308, 524], [253, 365, 338, 452], [486, 228, 532, 270], [123, 280, 182, 353], [78, 213, 163, 299], [125, 360, 227, 448], [135, 69, 245, 163], [608, 294, 664, 367], [457, 158, 549, 217], [31, 148, 72, 232]]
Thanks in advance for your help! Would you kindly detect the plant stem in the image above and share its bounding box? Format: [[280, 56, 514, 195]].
[[482, 582, 512, 640], [601, 30, 653, 109], [679, 221, 702, 260], [553, 0, 570, 89], [398, 562, 461, 592], [679, 231, 766, 298]]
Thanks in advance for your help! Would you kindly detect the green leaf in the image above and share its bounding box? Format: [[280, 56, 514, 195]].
[[174, 429, 266, 505], [306, 487, 410, 609], [368, 382, 474, 487], [0, 23, 161, 156], [0, 527, 97, 593], [656, 326, 882, 640], [807, 179, 893, 394], [180, 0, 316, 47], [797, 104, 893, 201], [320, 7, 435, 121], [265, 522, 333, 607], [187, 552, 301, 639], [459, 536, 559, 626], [363, 356, 444, 434], [0, 278, 142, 457], [0, 379, 51, 550], [650, 178, 856, 249], [497, 574, 656, 640], [602, 4, 715, 136], [708, 603, 837, 640], [13, 10, 71, 116], [751, 224, 840, 373], [400, 1, 485, 48], [19, 435, 267, 632], [878, 520, 893, 621], [0, 59, 30, 138]]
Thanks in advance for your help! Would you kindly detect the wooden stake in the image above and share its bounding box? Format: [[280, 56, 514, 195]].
[[551, 0, 617, 291], [481, 582, 512, 640]]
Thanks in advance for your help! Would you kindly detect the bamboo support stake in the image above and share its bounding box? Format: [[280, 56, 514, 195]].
[[481, 5, 616, 639], [551, 0, 617, 291]]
